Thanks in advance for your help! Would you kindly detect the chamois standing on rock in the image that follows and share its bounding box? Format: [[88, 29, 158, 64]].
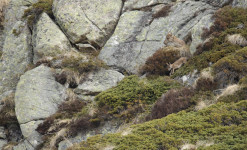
[[164, 32, 192, 58]]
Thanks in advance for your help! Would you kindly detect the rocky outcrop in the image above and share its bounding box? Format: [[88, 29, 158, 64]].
[[15, 65, 67, 147], [53, 0, 123, 48], [0, 21, 32, 99], [190, 14, 213, 54], [74, 69, 124, 100], [99, 1, 215, 74], [32, 13, 71, 63]]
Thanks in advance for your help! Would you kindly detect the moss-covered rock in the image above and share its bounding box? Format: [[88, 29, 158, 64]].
[[95, 75, 180, 114], [71, 100, 247, 150]]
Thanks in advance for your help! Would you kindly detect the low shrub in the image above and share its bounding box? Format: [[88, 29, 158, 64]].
[[152, 5, 172, 18], [140, 47, 180, 76], [61, 55, 106, 75], [194, 77, 217, 91], [213, 47, 247, 88], [150, 87, 195, 120], [95, 75, 180, 114], [0, 93, 18, 126], [23, 0, 53, 28], [71, 100, 247, 150]]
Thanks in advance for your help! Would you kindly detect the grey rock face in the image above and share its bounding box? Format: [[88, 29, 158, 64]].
[[232, 0, 247, 8], [190, 14, 214, 54], [75, 69, 124, 95], [99, 1, 215, 74], [15, 65, 66, 147], [0, 21, 32, 99], [20, 120, 43, 147], [123, 0, 174, 12], [53, 0, 123, 47], [0, 126, 6, 150], [32, 13, 71, 63], [198, 0, 233, 7], [0, 140, 7, 150], [13, 140, 34, 150]]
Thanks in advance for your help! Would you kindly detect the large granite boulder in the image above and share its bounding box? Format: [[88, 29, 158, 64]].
[[53, 0, 122, 48], [74, 69, 124, 96], [99, 1, 215, 74], [32, 13, 71, 63], [15, 65, 67, 147], [0, 21, 32, 99]]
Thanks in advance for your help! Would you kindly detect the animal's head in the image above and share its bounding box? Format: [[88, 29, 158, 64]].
[[166, 62, 172, 71], [164, 32, 174, 45]]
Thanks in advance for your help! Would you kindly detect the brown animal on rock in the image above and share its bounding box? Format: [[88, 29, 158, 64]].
[[167, 57, 188, 75], [164, 33, 191, 57]]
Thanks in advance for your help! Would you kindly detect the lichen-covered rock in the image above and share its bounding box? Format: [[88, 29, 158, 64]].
[[15, 65, 66, 148], [15, 65, 66, 124], [20, 120, 43, 147], [200, 0, 233, 7], [0, 21, 32, 99], [32, 13, 71, 63], [3, 0, 38, 34], [74, 69, 124, 96], [13, 140, 34, 150], [99, 1, 215, 74], [53, 0, 122, 47]]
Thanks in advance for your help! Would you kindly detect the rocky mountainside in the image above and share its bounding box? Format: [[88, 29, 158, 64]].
[[0, 0, 247, 150]]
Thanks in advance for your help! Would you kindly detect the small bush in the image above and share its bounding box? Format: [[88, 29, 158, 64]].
[[61, 55, 106, 75], [0, 93, 18, 126], [140, 47, 180, 76], [68, 115, 91, 136], [194, 77, 217, 91], [152, 5, 172, 18], [150, 87, 195, 120], [36, 99, 86, 135], [95, 75, 180, 114], [23, 0, 53, 28], [213, 47, 247, 88]]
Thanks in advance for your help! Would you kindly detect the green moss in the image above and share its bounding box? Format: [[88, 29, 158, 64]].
[[95, 75, 180, 114], [172, 6, 247, 77], [73, 100, 247, 150], [23, 0, 53, 28]]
